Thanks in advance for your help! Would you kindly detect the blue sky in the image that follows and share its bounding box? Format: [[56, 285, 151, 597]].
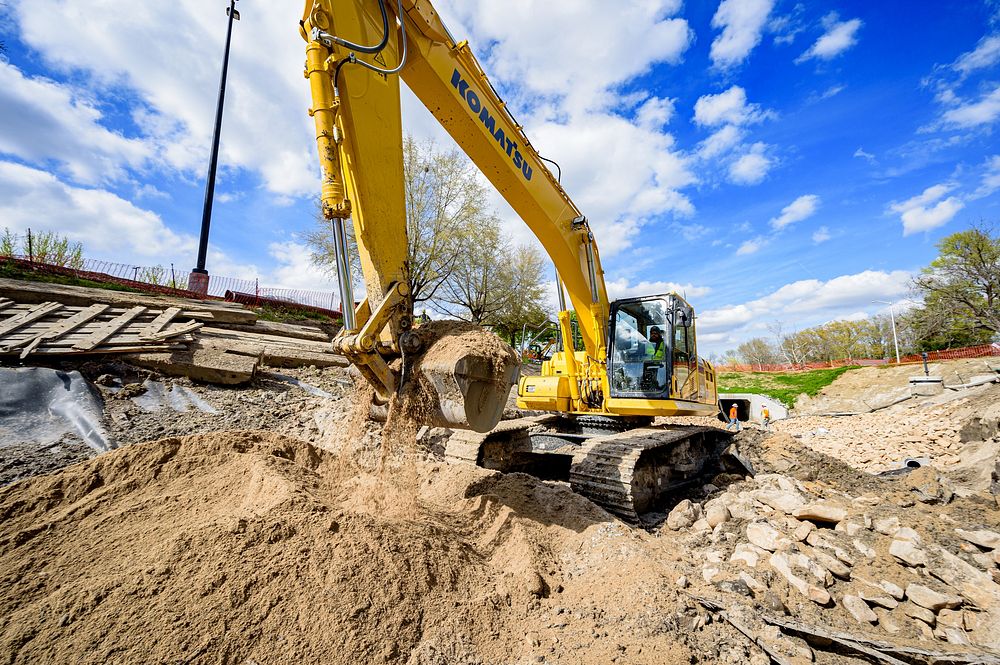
[[1, 1, 999, 354]]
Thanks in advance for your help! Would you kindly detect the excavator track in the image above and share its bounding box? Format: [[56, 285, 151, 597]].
[[444, 418, 736, 523], [568, 426, 731, 522]]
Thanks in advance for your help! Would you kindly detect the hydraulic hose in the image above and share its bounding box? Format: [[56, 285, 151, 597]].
[[319, 0, 389, 54], [333, 0, 408, 92]]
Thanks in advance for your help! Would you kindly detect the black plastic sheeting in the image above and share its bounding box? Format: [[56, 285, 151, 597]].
[[0, 367, 115, 452]]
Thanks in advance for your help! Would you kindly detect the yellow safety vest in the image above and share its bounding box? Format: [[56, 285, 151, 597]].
[[645, 341, 664, 361]]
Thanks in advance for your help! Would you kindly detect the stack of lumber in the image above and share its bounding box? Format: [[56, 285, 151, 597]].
[[0, 278, 348, 385], [0, 299, 202, 359]]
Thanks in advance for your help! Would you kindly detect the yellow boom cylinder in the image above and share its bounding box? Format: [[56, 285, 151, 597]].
[[304, 41, 350, 219]]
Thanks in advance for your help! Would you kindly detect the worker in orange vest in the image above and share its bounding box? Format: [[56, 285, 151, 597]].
[[726, 403, 740, 431]]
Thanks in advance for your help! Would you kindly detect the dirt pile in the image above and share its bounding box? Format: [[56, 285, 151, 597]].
[[0, 431, 701, 664]]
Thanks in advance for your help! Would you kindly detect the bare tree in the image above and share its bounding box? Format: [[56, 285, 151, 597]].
[[305, 135, 494, 306]]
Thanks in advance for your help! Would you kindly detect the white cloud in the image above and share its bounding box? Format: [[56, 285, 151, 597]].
[[635, 96, 676, 130], [797, 12, 863, 62], [266, 241, 340, 292], [812, 226, 831, 243], [698, 124, 743, 159], [10, 0, 318, 197], [729, 143, 772, 185], [407, 2, 699, 258], [524, 111, 696, 255], [770, 194, 820, 230], [940, 85, 1000, 128], [888, 183, 965, 236], [853, 147, 876, 164], [0, 161, 194, 260], [973, 154, 1000, 198], [736, 236, 766, 255], [698, 269, 912, 349], [709, 0, 775, 69], [605, 278, 711, 301], [0, 159, 335, 297], [0, 62, 149, 185], [953, 34, 1000, 76], [445, 2, 692, 113], [693, 86, 772, 127]]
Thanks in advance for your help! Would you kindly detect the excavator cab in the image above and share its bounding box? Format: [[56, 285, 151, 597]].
[[608, 294, 697, 401]]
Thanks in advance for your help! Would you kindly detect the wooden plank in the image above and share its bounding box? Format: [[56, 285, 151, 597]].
[[260, 346, 349, 369], [4, 303, 215, 320], [143, 320, 203, 340], [0, 344, 187, 356], [199, 327, 334, 353], [218, 320, 331, 343], [0, 277, 256, 324], [71, 306, 146, 351], [126, 343, 258, 385], [140, 306, 181, 337], [0, 298, 13, 312], [4, 304, 109, 354], [18, 337, 44, 359], [16, 334, 196, 348], [0, 301, 62, 337]]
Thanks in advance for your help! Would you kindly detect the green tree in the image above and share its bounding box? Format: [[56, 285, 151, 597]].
[[911, 223, 1000, 346], [489, 244, 549, 343]]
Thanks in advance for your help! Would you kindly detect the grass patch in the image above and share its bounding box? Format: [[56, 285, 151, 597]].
[[0, 260, 142, 293], [718, 365, 860, 408], [254, 304, 333, 324]]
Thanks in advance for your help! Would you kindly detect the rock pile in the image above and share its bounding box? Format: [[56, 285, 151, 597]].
[[661, 465, 1000, 655]]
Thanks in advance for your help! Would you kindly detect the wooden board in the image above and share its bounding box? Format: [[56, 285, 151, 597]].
[[3, 304, 109, 354], [0, 277, 256, 324], [0, 301, 62, 337], [125, 343, 258, 385], [140, 306, 181, 337], [1, 303, 216, 321], [220, 320, 331, 343], [72, 306, 147, 351], [261, 346, 349, 369], [143, 321, 203, 340], [198, 327, 335, 353]]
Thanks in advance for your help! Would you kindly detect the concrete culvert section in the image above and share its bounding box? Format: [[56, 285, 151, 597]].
[[719, 393, 788, 424]]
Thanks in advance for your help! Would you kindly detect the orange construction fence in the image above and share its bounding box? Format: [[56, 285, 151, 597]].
[[716, 343, 1000, 373]]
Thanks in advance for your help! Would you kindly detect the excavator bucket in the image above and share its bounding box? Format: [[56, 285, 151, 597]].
[[403, 322, 520, 433]]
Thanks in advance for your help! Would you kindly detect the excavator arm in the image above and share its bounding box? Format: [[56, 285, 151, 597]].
[[301, 0, 613, 425]]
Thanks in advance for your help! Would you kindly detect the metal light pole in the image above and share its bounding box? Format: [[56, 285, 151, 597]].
[[188, 0, 240, 296], [873, 299, 900, 364]]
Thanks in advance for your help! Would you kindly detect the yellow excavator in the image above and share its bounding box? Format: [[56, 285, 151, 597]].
[[300, 0, 733, 521]]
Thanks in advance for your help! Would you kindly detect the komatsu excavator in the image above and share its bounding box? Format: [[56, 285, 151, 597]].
[[301, 0, 734, 521]]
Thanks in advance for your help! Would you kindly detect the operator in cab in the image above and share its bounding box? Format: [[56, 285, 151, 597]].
[[645, 326, 666, 361]]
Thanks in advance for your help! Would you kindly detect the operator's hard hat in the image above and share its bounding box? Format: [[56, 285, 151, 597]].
[[650, 326, 661, 333]]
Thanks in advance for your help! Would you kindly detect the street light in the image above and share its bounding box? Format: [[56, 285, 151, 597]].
[[872, 299, 900, 364], [188, 0, 240, 296]]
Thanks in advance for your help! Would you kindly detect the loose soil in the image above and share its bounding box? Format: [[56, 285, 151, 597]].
[[1, 355, 999, 663]]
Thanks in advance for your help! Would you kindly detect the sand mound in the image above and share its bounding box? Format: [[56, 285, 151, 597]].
[[0, 431, 692, 664]]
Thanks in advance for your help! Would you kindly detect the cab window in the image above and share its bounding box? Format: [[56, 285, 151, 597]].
[[610, 299, 668, 396]]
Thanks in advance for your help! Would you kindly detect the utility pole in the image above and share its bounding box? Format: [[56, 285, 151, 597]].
[[188, 0, 240, 296], [872, 299, 900, 364]]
